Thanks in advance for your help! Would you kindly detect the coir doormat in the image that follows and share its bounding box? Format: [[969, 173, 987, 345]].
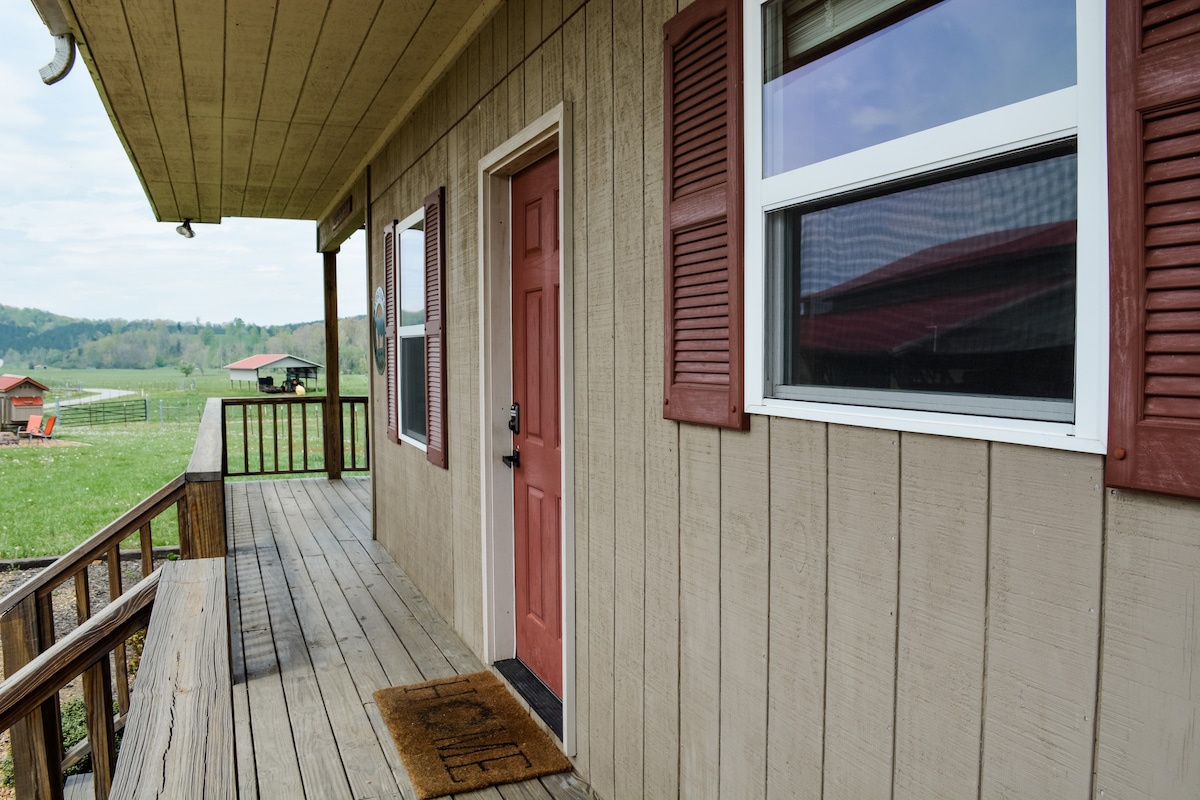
[[374, 671, 571, 798]]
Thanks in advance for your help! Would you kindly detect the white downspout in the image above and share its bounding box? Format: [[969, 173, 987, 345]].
[[39, 33, 75, 85]]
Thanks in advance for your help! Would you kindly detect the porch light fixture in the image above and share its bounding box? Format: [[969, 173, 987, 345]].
[[176, 219, 194, 238]]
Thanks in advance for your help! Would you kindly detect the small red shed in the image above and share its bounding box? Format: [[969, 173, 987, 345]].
[[0, 374, 49, 429]]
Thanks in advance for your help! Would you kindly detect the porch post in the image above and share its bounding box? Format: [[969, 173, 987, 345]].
[[184, 398, 227, 558], [323, 249, 343, 479], [1, 594, 64, 800]]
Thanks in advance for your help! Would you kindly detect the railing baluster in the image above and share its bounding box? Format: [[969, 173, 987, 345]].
[[75, 569, 91, 625], [361, 399, 370, 470], [83, 656, 116, 798], [302, 399, 310, 472], [221, 400, 229, 477], [74, 560, 119, 795], [287, 402, 295, 472], [241, 403, 250, 475], [36, 593, 57, 653], [177, 497, 191, 560], [257, 403, 266, 473], [347, 401, 356, 469], [140, 522, 153, 577], [108, 546, 131, 715]]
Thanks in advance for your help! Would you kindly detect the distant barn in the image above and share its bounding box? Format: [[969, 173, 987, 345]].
[[223, 354, 323, 393], [0, 374, 49, 429]]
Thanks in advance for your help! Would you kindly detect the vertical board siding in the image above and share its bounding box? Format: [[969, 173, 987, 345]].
[[448, 117, 484, 653], [613, 0, 648, 790], [718, 424, 770, 799], [981, 446, 1103, 800], [766, 418, 827, 800], [361, 3, 1200, 800], [893, 434, 988, 800], [1096, 490, 1200, 799], [678, 424, 722, 798], [641, 0, 680, 794], [585, 0, 618, 794], [823, 425, 900, 799]]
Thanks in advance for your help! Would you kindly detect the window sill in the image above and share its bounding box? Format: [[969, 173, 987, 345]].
[[747, 398, 1105, 454], [398, 433, 428, 452]]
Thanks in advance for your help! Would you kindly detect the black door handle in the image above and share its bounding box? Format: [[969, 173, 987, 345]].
[[501, 449, 521, 469]]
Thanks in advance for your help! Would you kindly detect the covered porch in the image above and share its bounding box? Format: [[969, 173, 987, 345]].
[[0, 399, 585, 799]]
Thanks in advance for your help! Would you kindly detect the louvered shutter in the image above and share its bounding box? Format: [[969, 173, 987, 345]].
[[662, 0, 748, 430], [424, 187, 448, 468], [384, 221, 400, 444], [1107, 0, 1200, 498]]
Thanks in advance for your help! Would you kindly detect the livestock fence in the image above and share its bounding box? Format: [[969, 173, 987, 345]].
[[55, 398, 150, 427]]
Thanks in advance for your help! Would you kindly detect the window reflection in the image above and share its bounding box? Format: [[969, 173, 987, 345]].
[[396, 217, 427, 443], [770, 148, 1078, 415], [762, 0, 1077, 175], [399, 224, 426, 326]]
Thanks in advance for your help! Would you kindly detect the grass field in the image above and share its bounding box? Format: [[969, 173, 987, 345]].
[[1, 368, 368, 559]]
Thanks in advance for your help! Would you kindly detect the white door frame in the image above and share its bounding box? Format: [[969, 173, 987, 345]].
[[478, 103, 576, 754]]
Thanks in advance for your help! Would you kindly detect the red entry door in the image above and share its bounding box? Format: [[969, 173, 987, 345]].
[[511, 152, 562, 697]]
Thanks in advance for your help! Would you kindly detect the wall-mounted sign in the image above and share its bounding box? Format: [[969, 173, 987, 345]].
[[373, 286, 387, 375]]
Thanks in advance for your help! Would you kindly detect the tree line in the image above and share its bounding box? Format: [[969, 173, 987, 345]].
[[0, 304, 370, 374]]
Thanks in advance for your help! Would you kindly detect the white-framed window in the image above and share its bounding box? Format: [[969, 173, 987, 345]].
[[744, 0, 1108, 453], [395, 207, 427, 448]]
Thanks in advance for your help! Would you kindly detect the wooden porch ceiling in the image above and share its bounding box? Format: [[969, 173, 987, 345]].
[[51, 0, 496, 225]]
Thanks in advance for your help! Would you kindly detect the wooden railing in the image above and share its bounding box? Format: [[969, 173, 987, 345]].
[[0, 393, 366, 796], [0, 573, 159, 800], [340, 395, 370, 473], [0, 401, 227, 799], [221, 394, 369, 477]]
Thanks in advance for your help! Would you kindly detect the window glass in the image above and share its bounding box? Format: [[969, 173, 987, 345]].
[[398, 224, 426, 327], [396, 215, 427, 444], [400, 336, 427, 441], [762, 0, 1077, 176], [767, 147, 1077, 420]]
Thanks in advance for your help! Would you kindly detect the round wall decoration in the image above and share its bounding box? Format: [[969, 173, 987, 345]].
[[373, 286, 387, 375]]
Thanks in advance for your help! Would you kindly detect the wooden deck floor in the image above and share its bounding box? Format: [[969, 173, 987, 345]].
[[226, 478, 589, 800]]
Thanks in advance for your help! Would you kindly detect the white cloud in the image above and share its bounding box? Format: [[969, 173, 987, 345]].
[[0, 4, 367, 327], [849, 106, 899, 132]]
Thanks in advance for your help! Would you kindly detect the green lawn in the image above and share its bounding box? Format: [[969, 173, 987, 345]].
[[32, 367, 368, 410], [1, 368, 369, 559]]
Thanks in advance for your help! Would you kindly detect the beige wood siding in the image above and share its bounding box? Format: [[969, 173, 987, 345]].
[[359, 1, 1200, 796]]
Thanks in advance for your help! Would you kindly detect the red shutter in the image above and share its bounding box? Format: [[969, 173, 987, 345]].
[[424, 187, 449, 468], [384, 221, 400, 444], [1108, 0, 1200, 498], [662, 0, 748, 430]]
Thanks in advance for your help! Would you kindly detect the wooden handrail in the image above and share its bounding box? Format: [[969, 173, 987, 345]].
[[0, 476, 185, 617], [0, 570, 159, 732], [220, 395, 331, 408]]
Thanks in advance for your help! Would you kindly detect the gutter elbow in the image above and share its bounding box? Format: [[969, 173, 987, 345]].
[[39, 33, 75, 85]]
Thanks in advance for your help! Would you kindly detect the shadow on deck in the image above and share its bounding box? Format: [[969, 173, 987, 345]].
[[226, 477, 588, 800]]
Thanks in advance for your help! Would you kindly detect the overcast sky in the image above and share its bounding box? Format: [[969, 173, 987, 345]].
[[0, 3, 367, 327]]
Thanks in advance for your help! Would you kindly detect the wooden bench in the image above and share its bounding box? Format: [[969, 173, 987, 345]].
[[110, 558, 233, 799]]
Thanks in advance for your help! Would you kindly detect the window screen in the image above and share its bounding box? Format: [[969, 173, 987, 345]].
[[767, 145, 1078, 421]]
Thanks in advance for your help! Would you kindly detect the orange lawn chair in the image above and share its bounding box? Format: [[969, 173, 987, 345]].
[[29, 415, 56, 441], [21, 414, 43, 439]]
